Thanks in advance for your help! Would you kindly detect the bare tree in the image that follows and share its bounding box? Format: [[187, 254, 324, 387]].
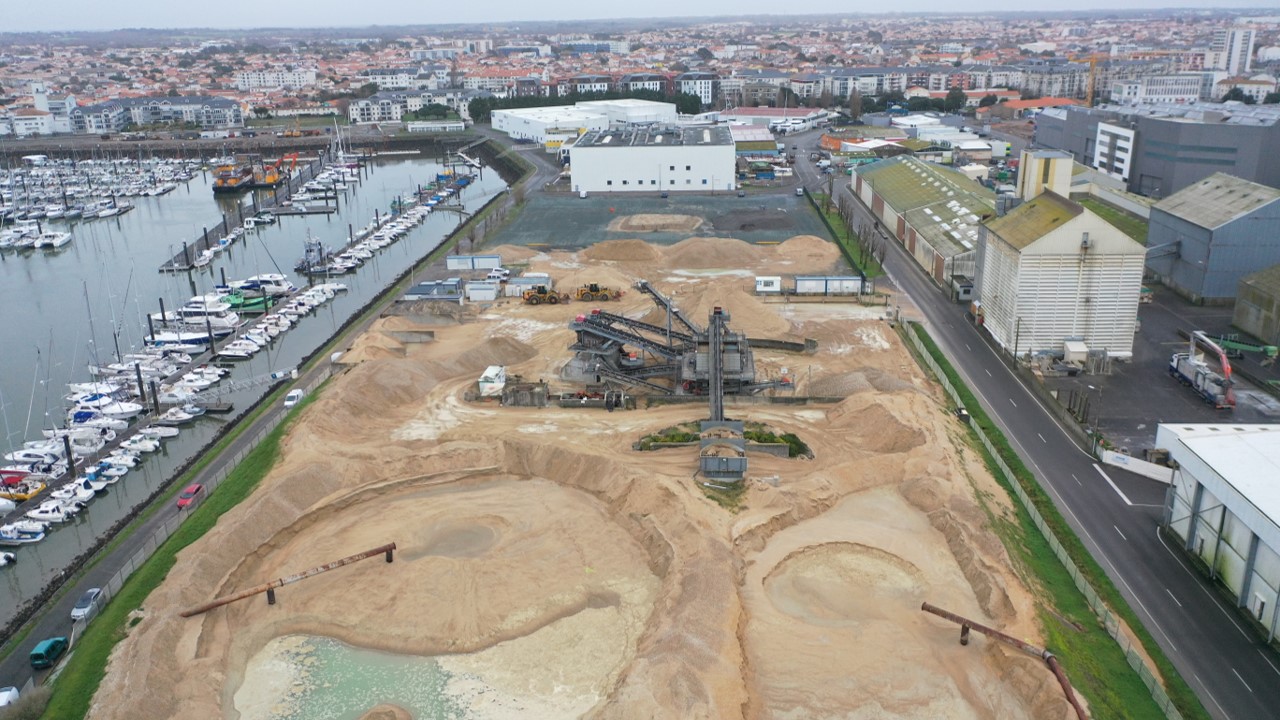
[[848, 88, 863, 121]]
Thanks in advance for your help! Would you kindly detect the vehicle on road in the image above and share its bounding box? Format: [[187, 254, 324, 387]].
[[0, 686, 17, 706], [176, 483, 204, 509], [795, 187, 805, 196], [30, 636, 68, 669], [71, 587, 102, 621], [283, 389, 305, 408]]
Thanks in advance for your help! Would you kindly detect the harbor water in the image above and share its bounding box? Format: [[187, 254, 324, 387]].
[[0, 158, 507, 627]]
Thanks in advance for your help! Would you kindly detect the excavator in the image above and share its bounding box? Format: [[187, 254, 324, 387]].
[[1216, 334, 1278, 367], [256, 153, 298, 188]]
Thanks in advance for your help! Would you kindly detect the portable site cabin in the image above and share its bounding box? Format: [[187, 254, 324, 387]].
[[445, 254, 503, 271], [465, 281, 500, 302], [478, 366, 507, 397], [794, 276, 865, 296], [755, 276, 783, 294]]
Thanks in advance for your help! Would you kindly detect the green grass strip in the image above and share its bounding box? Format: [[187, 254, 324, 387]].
[[1077, 197, 1149, 245], [907, 322, 1208, 720], [41, 394, 315, 720], [810, 192, 885, 278]]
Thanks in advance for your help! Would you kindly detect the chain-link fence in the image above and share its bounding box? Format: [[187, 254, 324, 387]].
[[903, 326, 1185, 720]]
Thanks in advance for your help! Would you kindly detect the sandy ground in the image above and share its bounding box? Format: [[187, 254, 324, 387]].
[[91, 229, 1073, 720]]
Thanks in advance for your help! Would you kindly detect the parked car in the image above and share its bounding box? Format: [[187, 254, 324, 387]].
[[283, 389, 305, 409], [71, 587, 103, 621], [176, 483, 204, 509], [30, 636, 68, 669], [795, 187, 805, 196], [0, 686, 18, 706]]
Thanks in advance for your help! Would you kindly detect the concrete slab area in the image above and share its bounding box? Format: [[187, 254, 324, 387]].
[[1043, 284, 1280, 454], [485, 193, 830, 249]]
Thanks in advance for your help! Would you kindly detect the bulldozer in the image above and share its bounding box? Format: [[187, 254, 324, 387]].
[[522, 285, 570, 305], [574, 283, 623, 302]]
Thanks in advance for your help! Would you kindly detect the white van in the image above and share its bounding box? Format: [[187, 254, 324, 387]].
[[283, 389, 305, 408], [486, 268, 511, 282]]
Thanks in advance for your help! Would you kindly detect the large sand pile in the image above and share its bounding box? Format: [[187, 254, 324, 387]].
[[91, 236, 1069, 720], [580, 238, 664, 263], [607, 213, 703, 233]]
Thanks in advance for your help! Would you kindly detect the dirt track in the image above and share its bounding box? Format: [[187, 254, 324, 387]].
[[91, 231, 1072, 719]]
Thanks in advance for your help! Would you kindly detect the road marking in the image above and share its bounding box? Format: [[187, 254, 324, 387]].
[[1093, 464, 1133, 506], [1008, 397, 1016, 407], [1193, 674, 1229, 718], [1114, 525, 1128, 541], [965, 343, 971, 351], [1232, 668, 1253, 692], [986, 368, 992, 376], [1257, 650, 1280, 678], [1165, 588, 1182, 607], [1156, 527, 1251, 641], [1038, 432, 1047, 443], [1071, 473, 1081, 486]]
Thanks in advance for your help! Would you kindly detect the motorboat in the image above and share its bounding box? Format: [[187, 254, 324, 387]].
[[7, 519, 48, 535], [146, 330, 216, 348], [218, 339, 260, 360], [0, 551, 15, 566], [120, 436, 160, 453], [0, 497, 15, 514], [139, 425, 180, 439], [67, 381, 124, 396], [27, 500, 76, 523], [0, 526, 43, 546], [102, 452, 139, 468], [231, 274, 295, 297], [4, 448, 60, 465], [51, 483, 95, 505], [65, 410, 130, 432], [151, 295, 241, 330], [43, 426, 115, 444], [156, 406, 197, 425], [71, 396, 143, 420], [80, 475, 108, 493]]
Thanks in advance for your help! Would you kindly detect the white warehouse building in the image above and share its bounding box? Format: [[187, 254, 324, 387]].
[[1159, 423, 1280, 642], [492, 106, 608, 143], [569, 126, 736, 194], [575, 99, 677, 126]]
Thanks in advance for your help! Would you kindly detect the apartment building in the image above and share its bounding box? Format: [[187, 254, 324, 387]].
[[233, 68, 318, 91], [1208, 27, 1256, 76], [1111, 74, 1206, 104]]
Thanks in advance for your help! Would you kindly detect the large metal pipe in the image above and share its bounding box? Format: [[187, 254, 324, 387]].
[[921, 602, 1088, 720], [180, 542, 396, 617]]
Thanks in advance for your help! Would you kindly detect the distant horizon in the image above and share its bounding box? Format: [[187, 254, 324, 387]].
[[5, 3, 1279, 35]]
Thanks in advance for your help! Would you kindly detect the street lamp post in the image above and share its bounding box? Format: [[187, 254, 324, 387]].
[[1087, 383, 1104, 454], [1013, 316, 1022, 360]]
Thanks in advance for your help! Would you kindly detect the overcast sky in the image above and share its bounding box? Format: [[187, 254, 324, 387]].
[[7, 1, 1277, 33]]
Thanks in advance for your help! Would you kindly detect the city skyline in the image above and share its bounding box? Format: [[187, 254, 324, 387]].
[[8, 1, 1280, 33]]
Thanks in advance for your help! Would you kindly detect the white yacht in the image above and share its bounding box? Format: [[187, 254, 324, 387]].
[[151, 295, 242, 330]]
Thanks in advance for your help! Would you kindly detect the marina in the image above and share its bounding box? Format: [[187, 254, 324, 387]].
[[0, 152, 507, 629]]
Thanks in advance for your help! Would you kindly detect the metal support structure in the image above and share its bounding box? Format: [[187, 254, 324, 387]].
[[180, 543, 397, 617], [921, 603, 1087, 720]]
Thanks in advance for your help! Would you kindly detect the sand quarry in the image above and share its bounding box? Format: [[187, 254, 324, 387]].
[[92, 230, 1075, 720]]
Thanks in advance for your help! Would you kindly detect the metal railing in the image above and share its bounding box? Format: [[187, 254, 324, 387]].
[[902, 325, 1185, 720]]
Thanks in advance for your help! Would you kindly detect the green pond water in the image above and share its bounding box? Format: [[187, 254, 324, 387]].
[[244, 635, 466, 720]]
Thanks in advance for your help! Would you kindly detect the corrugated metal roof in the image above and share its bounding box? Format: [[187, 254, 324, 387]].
[[1240, 263, 1280, 298], [855, 156, 995, 215], [985, 191, 1083, 250], [1154, 173, 1280, 230]]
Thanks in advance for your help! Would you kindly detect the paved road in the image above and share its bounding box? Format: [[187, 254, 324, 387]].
[[826, 164, 1280, 720]]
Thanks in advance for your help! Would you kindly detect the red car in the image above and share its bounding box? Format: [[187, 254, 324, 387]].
[[176, 483, 204, 509]]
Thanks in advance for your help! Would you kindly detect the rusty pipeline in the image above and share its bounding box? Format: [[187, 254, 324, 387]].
[[180, 542, 396, 617], [922, 602, 1088, 720]]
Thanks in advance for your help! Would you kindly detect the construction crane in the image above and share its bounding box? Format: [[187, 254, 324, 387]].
[[1069, 54, 1108, 107]]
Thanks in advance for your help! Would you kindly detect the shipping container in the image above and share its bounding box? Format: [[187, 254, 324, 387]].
[[794, 276, 865, 296], [445, 254, 503, 270]]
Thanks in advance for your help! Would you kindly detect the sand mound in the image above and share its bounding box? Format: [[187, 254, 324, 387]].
[[668, 284, 795, 338], [770, 235, 844, 273], [359, 705, 412, 720], [581, 238, 664, 263], [487, 244, 541, 263], [551, 264, 638, 296], [664, 236, 764, 269], [608, 213, 703, 233], [827, 399, 927, 454]]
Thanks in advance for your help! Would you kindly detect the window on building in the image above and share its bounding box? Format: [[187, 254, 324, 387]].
[[669, 165, 675, 171], [607, 180, 613, 186], [702, 179, 708, 185], [651, 180, 657, 185], [685, 165, 691, 171], [670, 180, 675, 185], [686, 179, 691, 184], [622, 180, 629, 185]]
